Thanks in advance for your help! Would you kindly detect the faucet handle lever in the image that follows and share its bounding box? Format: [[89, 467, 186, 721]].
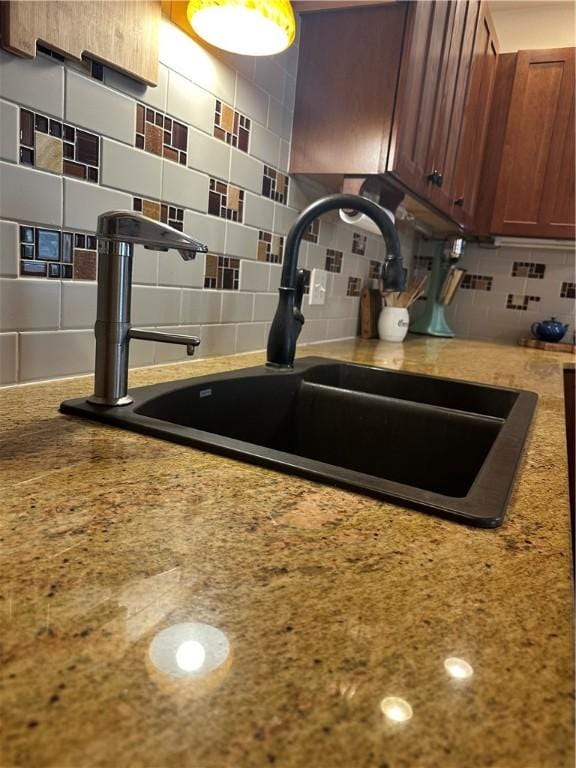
[[97, 211, 208, 261], [381, 257, 407, 293]]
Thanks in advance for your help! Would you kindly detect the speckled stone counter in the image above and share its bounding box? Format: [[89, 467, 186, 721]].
[[1, 337, 574, 768]]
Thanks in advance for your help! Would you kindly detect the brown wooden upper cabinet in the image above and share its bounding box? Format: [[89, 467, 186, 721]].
[[290, 0, 499, 228], [483, 47, 575, 239]]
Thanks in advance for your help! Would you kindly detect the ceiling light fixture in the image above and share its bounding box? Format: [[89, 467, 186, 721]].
[[187, 0, 296, 56]]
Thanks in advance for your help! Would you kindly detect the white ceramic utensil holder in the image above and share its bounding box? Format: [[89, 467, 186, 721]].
[[378, 306, 410, 342]]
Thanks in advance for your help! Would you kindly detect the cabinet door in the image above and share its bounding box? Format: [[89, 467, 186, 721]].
[[387, 1, 452, 198], [427, 0, 480, 216], [451, 2, 498, 228], [289, 4, 407, 176], [491, 47, 575, 238]]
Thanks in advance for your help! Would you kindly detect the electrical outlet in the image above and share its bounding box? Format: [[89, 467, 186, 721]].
[[308, 268, 327, 305]]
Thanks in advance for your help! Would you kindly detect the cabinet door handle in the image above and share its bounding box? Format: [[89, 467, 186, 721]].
[[454, 197, 464, 207], [427, 170, 444, 187]]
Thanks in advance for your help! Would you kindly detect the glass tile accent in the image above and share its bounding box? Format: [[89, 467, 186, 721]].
[[133, 197, 184, 231], [214, 101, 251, 151], [414, 255, 433, 271], [20, 147, 34, 165], [369, 260, 381, 280], [21, 260, 47, 277], [257, 230, 284, 264], [204, 254, 240, 290], [36, 44, 65, 62], [511, 261, 546, 279], [347, 276, 362, 296], [325, 248, 343, 273], [136, 103, 187, 165], [49, 120, 62, 139], [90, 60, 104, 81], [19, 108, 99, 183], [74, 250, 97, 280], [36, 229, 61, 261], [460, 274, 493, 291], [35, 114, 48, 133], [20, 110, 34, 147], [262, 165, 289, 204], [352, 232, 367, 256], [506, 294, 541, 311], [208, 178, 244, 222], [302, 219, 319, 243], [561, 281, 576, 299], [19, 226, 98, 280]]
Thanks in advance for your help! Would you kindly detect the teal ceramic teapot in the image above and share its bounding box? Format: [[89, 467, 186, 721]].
[[530, 317, 569, 343]]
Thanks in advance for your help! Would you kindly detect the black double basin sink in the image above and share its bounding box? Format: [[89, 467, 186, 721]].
[[60, 357, 537, 527]]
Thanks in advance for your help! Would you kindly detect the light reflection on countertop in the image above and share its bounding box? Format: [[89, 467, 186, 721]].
[[0, 337, 573, 768]]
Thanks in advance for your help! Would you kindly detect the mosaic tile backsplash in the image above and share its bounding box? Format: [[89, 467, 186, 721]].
[[410, 239, 575, 344], [20, 108, 100, 182], [0, 21, 393, 385]]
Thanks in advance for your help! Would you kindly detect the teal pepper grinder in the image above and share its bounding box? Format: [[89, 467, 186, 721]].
[[410, 239, 465, 338]]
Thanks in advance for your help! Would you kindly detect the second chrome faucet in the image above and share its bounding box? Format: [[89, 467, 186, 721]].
[[88, 211, 208, 407]]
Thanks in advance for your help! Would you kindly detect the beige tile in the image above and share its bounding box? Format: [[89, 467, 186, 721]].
[[235, 76, 268, 125], [244, 193, 274, 230], [104, 62, 168, 113], [221, 291, 254, 323], [0, 332, 17, 384], [253, 292, 277, 322], [0, 162, 62, 226], [66, 69, 135, 144], [225, 221, 258, 259], [19, 329, 94, 382], [162, 162, 209, 212], [159, 22, 236, 103], [187, 127, 231, 180], [229, 149, 263, 194], [157, 250, 205, 288], [240, 260, 270, 292], [0, 220, 19, 277], [133, 244, 159, 285], [35, 130, 63, 173], [166, 70, 214, 135], [254, 57, 285, 102], [299, 318, 328, 343], [268, 97, 292, 141], [61, 281, 97, 329], [0, 278, 60, 331], [181, 289, 222, 324], [184, 210, 226, 255], [236, 322, 266, 353], [0, 49, 64, 116], [132, 286, 182, 326], [64, 177, 131, 231], [198, 323, 236, 357], [250, 122, 280, 166], [0, 100, 18, 162], [100, 138, 162, 198]]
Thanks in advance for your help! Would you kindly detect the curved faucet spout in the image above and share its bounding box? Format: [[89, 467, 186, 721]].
[[266, 193, 406, 369]]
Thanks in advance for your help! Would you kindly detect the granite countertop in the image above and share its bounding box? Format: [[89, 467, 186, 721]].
[[1, 337, 574, 768]]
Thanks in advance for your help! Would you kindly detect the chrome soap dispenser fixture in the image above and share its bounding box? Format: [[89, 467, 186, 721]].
[[88, 211, 208, 407]]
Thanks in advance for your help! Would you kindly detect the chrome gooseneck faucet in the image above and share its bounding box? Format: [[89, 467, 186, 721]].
[[88, 211, 208, 407], [266, 193, 406, 369]]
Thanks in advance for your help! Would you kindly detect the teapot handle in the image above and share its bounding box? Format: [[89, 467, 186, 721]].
[[530, 322, 540, 339]]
